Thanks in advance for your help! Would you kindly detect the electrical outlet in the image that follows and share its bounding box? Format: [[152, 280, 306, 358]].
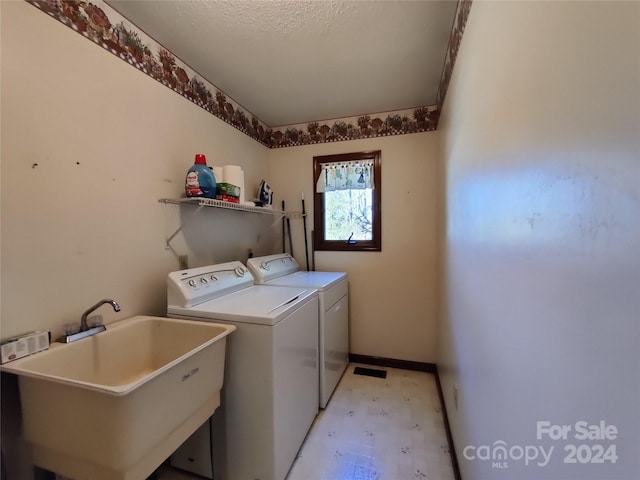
[[178, 255, 189, 270], [453, 385, 459, 411]]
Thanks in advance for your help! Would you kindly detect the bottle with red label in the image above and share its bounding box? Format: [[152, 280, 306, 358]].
[[185, 154, 216, 198]]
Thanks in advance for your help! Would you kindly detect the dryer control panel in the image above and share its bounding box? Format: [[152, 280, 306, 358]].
[[247, 253, 299, 283]]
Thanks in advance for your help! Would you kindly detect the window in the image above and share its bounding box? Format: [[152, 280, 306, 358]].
[[313, 150, 381, 251]]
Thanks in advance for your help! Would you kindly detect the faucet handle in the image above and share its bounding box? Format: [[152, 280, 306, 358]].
[[87, 315, 104, 328], [64, 321, 80, 335]]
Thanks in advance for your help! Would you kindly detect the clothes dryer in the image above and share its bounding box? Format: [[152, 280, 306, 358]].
[[247, 253, 348, 408]]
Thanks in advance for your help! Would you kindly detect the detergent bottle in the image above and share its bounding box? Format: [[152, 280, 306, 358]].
[[185, 154, 216, 198]]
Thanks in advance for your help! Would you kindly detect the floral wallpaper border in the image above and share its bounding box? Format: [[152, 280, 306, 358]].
[[436, 0, 473, 111], [25, 0, 472, 149], [267, 105, 439, 148]]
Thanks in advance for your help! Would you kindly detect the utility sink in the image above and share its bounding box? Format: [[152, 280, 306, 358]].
[[1, 315, 235, 480]]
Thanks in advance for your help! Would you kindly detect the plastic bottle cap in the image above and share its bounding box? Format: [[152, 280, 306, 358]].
[[195, 154, 207, 165]]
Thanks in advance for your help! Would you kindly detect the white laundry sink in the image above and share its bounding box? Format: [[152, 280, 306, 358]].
[[1, 315, 235, 480]]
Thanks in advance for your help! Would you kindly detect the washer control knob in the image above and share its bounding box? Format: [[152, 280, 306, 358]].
[[210, 275, 218, 281], [235, 266, 246, 276], [188, 279, 196, 287], [261, 262, 269, 270], [200, 277, 208, 284]]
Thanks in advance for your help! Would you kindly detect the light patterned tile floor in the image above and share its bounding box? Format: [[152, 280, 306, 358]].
[[286, 363, 455, 480], [158, 363, 455, 480]]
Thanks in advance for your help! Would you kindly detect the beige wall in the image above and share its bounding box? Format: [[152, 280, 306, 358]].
[[1, 3, 273, 475], [438, 1, 640, 479], [1, 1, 442, 364], [268, 132, 441, 363], [1, 2, 442, 475], [1, 1, 273, 342]]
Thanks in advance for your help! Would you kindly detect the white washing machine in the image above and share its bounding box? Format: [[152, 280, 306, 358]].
[[166, 261, 319, 480], [247, 253, 349, 408]]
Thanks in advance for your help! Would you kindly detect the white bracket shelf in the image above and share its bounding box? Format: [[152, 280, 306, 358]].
[[159, 197, 286, 215], [159, 197, 291, 249]]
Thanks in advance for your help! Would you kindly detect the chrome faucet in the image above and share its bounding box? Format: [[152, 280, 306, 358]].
[[80, 299, 121, 331], [60, 298, 121, 343]]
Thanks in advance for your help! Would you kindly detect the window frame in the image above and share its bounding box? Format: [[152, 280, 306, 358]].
[[313, 150, 382, 252]]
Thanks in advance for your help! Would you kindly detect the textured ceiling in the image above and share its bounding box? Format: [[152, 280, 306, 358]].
[[107, 0, 458, 127]]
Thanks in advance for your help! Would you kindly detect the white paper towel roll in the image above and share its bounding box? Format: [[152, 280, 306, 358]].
[[223, 165, 245, 203], [212, 166, 224, 183]]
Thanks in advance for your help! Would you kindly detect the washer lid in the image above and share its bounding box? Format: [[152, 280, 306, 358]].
[[168, 285, 317, 326], [263, 271, 347, 291]]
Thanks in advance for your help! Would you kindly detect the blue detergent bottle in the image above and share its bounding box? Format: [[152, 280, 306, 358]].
[[185, 154, 216, 198]]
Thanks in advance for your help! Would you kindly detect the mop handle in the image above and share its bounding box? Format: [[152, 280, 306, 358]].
[[301, 193, 310, 271], [281, 200, 286, 253]]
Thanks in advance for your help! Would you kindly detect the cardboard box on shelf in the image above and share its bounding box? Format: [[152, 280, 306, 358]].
[[216, 183, 240, 203]]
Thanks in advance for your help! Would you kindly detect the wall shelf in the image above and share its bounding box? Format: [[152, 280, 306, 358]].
[[159, 197, 285, 216], [159, 197, 288, 249]]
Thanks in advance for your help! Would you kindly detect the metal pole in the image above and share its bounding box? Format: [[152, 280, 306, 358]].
[[286, 214, 294, 257], [311, 230, 315, 271], [281, 200, 286, 253], [301, 193, 310, 271]]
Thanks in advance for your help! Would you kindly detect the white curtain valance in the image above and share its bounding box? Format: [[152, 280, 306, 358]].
[[315, 160, 374, 193]]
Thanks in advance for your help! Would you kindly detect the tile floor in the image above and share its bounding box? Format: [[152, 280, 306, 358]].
[[158, 363, 455, 480]]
